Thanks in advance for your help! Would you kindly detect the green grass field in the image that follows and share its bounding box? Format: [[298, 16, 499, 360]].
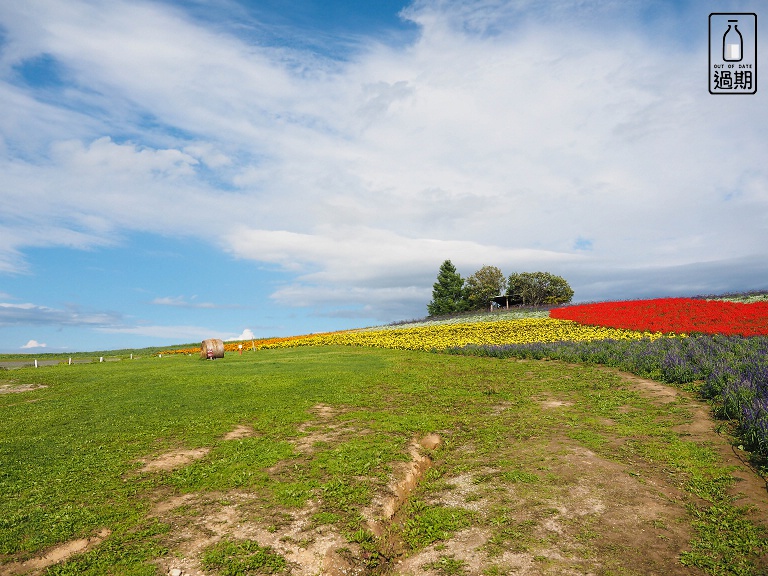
[[1, 347, 766, 575]]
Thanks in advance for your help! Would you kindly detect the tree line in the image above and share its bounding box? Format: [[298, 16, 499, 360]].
[[427, 260, 574, 316]]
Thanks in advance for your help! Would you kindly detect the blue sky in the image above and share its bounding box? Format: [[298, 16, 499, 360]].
[[1, 0, 767, 353]]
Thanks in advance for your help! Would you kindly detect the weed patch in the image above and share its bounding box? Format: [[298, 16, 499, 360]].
[[400, 500, 474, 550], [201, 539, 287, 575]]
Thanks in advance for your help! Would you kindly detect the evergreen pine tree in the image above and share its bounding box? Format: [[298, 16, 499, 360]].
[[427, 260, 468, 316]]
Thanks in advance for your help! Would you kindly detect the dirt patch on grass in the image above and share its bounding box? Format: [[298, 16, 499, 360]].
[[293, 403, 356, 454], [140, 448, 211, 473], [153, 491, 365, 576], [395, 527, 492, 574], [0, 380, 47, 394], [134, 422, 255, 477], [222, 424, 256, 440], [403, 438, 695, 575], [540, 398, 573, 409], [0, 529, 111, 576], [151, 412, 447, 576], [151, 406, 375, 576]]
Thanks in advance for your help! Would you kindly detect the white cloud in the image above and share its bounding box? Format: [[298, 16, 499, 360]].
[[183, 143, 233, 169], [227, 329, 255, 341], [226, 226, 579, 278], [0, 0, 766, 321], [53, 137, 198, 177], [21, 339, 46, 349]]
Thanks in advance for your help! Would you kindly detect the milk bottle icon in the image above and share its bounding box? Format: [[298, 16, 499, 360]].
[[723, 20, 743, 61]]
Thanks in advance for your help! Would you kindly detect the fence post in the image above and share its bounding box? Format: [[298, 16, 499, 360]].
[[34, 359, 38, 368]]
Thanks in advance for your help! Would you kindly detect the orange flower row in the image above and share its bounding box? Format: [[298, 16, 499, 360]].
[[159, 332, 344, 356]]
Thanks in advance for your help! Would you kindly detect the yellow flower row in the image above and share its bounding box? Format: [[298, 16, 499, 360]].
[[252, 318, 666, 352]]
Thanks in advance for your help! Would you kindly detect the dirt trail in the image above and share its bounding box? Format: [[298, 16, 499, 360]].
[[615, 370, 768, 511], [0, 530, 111, 576]]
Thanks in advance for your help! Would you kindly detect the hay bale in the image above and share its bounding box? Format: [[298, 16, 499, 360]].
[[201, 339, 225, 360]]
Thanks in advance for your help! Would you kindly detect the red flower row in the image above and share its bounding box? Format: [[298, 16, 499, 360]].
[[550, 298, 768, 336]]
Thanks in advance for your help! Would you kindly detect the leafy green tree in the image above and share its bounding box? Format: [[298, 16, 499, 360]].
[[507, 272, 574, 306], [427, 260, 468, 316], [465, 265, 506, 310]]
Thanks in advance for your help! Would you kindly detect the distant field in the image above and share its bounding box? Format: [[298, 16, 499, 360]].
[[1, 346, 766, 575]]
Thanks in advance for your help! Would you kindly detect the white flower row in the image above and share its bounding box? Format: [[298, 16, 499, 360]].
[[359, 309, 551, 332]]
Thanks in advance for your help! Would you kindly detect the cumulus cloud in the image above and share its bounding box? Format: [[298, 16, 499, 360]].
[[227, 329, 255, 341], [0, 0, 766, 323], [21, 339, 46, 349]]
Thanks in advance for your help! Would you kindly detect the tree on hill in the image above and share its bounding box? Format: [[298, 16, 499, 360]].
[[465, 265, 506, 310], [507, 271, 574, 306], [427, 260, 469, 316]]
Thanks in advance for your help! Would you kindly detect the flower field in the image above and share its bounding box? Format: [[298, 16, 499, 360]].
[[162, 298, 768, 356], [551, 297, 768, 336], [166, 319, 662, 356], [279, 319, 663, 351]]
